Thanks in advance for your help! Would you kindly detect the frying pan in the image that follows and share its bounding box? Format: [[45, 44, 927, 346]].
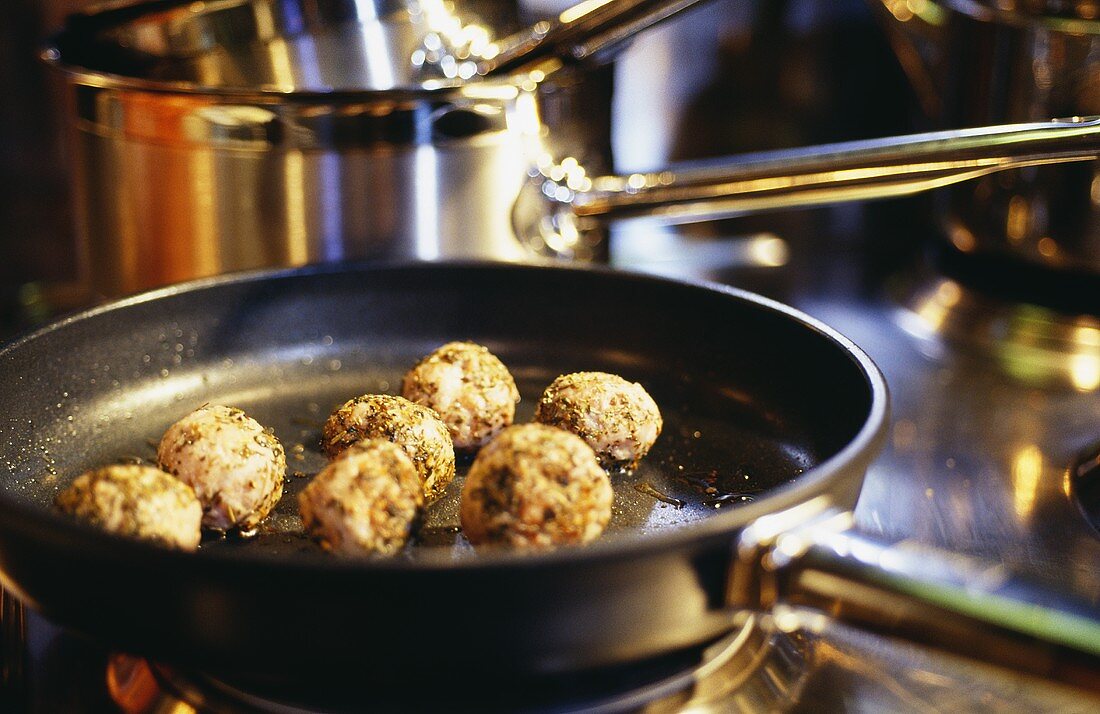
[[0, 262, 1097, 710]]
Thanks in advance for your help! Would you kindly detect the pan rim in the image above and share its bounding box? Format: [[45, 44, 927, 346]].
[[0, 259, 890, 574]]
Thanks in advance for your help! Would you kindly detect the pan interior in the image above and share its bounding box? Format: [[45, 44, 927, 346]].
[[0, 264, 872, 561]]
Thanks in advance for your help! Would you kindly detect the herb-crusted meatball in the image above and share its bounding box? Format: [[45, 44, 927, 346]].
[[157, 404, 286, 532], [460, 424, 613, 549], [299, 439, 424, 556], [55, 464, 202, 550], [534, 372, 662, 470], [401, 341, 520, 451], [322, 394, 455, 502]]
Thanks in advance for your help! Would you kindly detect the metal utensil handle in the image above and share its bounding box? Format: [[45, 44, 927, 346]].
[[731, 506, 1100, 693], [479, 0, 710, 76], [572, 116, 1100, 223]]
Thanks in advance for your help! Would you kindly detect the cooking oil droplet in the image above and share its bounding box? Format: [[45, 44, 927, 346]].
[[328, 359, 342, 371], [633, 482, 685, 509], [159, 369, 169, 378], [321, 335, 333, 346], [301, 356, 314, 366]]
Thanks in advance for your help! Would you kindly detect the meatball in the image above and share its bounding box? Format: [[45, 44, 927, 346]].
[[157, 404, 286, 532], [55, 464, 202, 550], [460, 424, 613, 549], [401, 341, 520, 451], [299, 439, 424, 556], [534, 372, 662, 470], [322, 394, 455, 502]]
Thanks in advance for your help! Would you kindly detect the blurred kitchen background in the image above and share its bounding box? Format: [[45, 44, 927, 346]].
[[0, 0, 921, 330]]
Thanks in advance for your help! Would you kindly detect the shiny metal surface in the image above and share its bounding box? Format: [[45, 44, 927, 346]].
[[100, 615, 808, 713], [67, 80, 541, 295], [46, 0, 624, 296], [617, 216, 1100, 710], [877, 0, 1100, 273], [48, 0, 1100, 299], [733, 506, 1100, 693], [897, 273, 1100, 390], [566, 116, 1100, 222], [479, 0, 711, 76]]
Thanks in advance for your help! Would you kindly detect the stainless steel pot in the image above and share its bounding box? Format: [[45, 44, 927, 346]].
[[875, 0, 1100, 275], [46, 0, 1100, 298]]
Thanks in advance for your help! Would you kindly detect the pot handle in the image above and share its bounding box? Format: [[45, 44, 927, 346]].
[[566, 116, 1100, 224], [730, 504, 1100, 692], [479, 0, 711, 76]]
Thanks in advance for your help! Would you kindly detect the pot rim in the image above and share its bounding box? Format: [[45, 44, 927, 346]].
[[43, 0, 547, 101]]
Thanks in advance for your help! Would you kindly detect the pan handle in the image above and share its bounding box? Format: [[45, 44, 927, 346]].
[[478, 0, 711, 76], [730, 503, 1100, 692], [566, 116, 1100, 223]]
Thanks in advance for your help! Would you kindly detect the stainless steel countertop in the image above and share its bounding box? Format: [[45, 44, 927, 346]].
[[615, 219, 1100, 711]]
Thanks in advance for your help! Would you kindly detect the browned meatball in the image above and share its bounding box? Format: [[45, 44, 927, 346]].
[[298, 439, 424, 556], [322, 394, 455, 502], [535, 372, 662, 470], [158, 404, 286, 532], [401, 341, 520, 451], [460, 424, 613, 549], [55, 464, 202, 550]]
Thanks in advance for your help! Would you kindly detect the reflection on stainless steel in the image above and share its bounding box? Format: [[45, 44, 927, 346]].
[[563, 116, 1100, 223], [613, 211, 1100, 708], [1072, 441, 1100, 542], [637, 617, 810, 714], [478, 0, 711, 77], [80, 0, 489, 92], [102, 617, 809, 713], [875, 0, 1100, 273], [732, 505, 1100, 694], [47, 0, 620, 296], [896, 274, 1100, 391], [47, 0, 1100, 298]]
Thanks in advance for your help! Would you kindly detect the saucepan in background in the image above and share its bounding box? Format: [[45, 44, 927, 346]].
[[1, 0, 920, 310]]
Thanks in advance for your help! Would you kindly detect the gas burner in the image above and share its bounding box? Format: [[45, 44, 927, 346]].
[[104, 615, 809, 714], [894, 271, 1100, 392]]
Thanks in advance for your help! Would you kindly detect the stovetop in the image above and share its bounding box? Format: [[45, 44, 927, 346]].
[[3, 207, 1099, 712], [613, 208, 1100, 712]]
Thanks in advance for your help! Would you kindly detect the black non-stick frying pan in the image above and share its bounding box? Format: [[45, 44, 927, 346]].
[[0, 262, 1097, 710]]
